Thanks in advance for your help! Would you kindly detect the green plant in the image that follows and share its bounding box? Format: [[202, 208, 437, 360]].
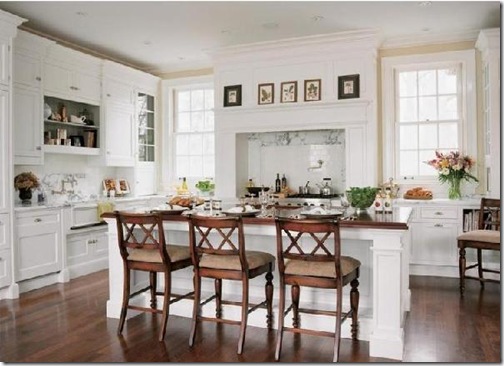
[[346, 186, 379, 209], [195, 180, 215, 192]]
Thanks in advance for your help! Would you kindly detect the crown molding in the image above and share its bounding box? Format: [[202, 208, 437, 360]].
[[380, 29, 480, 49], [475, 28, 500, 51]]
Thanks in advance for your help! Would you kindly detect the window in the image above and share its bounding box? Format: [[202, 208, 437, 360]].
[[382, 50, 477, 184], [173, 87, 214, 181], [396, 65, 461, 179], [137, 92, 155, 162]]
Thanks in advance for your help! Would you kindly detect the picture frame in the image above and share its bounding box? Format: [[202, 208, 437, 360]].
[[338, 74, 360, 99], [117, 179, 130, 195], [280, 81, 297, 103], [304, 79, 321, 102], [223, 85, 242, 107], [258, 83, 274, 105]]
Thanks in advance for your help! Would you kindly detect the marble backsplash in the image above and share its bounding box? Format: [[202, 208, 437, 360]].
[[247, 129, 346, 194]]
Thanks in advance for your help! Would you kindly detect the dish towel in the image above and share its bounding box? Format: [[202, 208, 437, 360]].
[[97, 201, 115, 221]]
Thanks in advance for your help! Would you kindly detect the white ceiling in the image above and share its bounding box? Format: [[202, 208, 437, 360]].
[[0, 1, 500, 76]]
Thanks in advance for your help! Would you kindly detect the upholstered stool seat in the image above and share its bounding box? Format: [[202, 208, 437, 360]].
[[199, 251, 275, 271], [285, 256, 361, 278], [457, 230, 500, 244], [129, 245, 191, 263]]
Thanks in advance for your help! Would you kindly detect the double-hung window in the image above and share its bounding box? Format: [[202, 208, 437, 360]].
[[382, 50, 477, 184]]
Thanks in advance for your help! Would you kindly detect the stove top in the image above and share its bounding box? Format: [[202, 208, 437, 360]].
[[286, 193, 341, 199]]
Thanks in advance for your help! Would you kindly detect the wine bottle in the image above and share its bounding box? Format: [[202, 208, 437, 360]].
[[281, 174, 287, 190], [275, 173, 281, 193]]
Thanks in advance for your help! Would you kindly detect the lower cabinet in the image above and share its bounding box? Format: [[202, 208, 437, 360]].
[[67, 228, 108, 278], [410, 221, 459, 265], [15, 209, 62, 281], [0, 248, 12, 288]]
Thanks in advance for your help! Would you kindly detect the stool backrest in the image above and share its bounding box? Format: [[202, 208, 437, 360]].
[[275, 217, 342, 279], [479, 198, 501, 231], [114, 211, 171, 264], [188, 215, 247, 270]]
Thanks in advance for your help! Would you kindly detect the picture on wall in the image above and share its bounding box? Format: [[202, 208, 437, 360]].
[[338, 74, 360, 99], [304, 79, 321, 102], [280, 81, 297, 103], [258, 83, 274, 105], [223, 85, 242, 107]]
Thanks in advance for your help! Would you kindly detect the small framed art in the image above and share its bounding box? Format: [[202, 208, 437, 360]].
[[223, 85, 242, 107], [280, 81, 297, 103], [258, 83, 274, 105], [304, 79, 321, 102], [338, 74, 360, 99]]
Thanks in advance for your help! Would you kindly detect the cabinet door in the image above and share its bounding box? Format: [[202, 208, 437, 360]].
[[0, 37, 10, 87], [13, 52, 41, 88], [67, 233, 92, 266], [0, 89, 8, 211], [410, 222, 460, 266], [104, 79, 134, 105], [16, 211, 62, 281], [105, 101, 135, 166], [13, 84, 43, 165], [44, 62, 72, 97], [0, 213, 9, 251], [73, 71, 101, 104], [93, 231, 109, 259], [0, 249, 12, 288], [135, 163, 156, 196]]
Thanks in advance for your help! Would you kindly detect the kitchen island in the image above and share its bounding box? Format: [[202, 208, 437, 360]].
[[102, 206, 412, 360]]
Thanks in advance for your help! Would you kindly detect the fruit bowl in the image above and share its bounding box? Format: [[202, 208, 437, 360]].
[[246, 186, 270, 196], [346, 187, 379, 209]]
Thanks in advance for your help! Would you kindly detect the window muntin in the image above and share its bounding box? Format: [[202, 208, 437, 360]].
[[395, 65, 461, 179]]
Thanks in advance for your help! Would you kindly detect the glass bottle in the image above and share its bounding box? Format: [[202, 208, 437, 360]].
[[275, 173, 281, 193], [281, 174, 287, 190]]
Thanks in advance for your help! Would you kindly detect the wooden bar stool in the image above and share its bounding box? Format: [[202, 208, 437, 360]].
[[188, 215, 275, 355], [274, 217, 361, 362], [458, 198, 501, 295], [114, 211, 194, 341]]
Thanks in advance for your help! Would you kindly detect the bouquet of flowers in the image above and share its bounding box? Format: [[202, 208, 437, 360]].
[[14, 172, 40, 190], [425, 151, 478, 199]]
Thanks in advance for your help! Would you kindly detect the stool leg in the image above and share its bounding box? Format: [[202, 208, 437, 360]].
[[350, 278, 360, 341], [237, 276, 249, 355], [291, 285, 300, 328], [189, 273, 201, 347], [333, 286, 343, 362], [215, 279, 222, 318], [275, 278, 286, 361], [265, 270, 274, 329], [159, 271, 171, 341], [477, 248, 485, 288], [459, 245, 466, 295], [150, 271, 157, 309], [118, 264, 130, 335]]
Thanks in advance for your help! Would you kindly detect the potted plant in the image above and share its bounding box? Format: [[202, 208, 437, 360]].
[[14, 172, 40, 204]]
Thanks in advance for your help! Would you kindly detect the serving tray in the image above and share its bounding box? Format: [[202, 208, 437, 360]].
[[403, 194, 433, 200]]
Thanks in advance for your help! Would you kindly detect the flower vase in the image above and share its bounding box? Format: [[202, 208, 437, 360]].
[[448, 177, 462, 200], [19, 188, 32, 205]]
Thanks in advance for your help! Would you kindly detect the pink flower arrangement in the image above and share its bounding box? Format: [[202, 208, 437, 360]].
[[426, 151, 478, 184]]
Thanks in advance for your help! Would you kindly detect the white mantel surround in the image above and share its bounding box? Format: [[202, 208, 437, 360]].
[[210, 30, 380, 199]]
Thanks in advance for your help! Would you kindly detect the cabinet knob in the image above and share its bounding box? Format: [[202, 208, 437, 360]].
[[434, 212, 443, 215], [35, 76, 41, 81], [434, 223, 443, 228], [36, 146, 41, 151], [107, 151, 110, 155], [0, 221, 2, 225], [107, 93, 111, 97], [34, 218, 42, 223]]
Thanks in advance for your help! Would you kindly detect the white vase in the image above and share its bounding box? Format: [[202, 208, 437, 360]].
[[44, 103, 52, 120]]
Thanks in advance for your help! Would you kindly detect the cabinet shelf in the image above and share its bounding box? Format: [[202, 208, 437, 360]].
[[44, 145, 101, 156], [44, 119, 99, 129]]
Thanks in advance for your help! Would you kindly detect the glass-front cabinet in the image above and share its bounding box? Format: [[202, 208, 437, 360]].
[[137, 93, 155, 162]]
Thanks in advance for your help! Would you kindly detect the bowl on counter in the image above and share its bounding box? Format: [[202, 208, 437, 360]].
[[346, 186, 379, 210], [246, 186, 270, 196]]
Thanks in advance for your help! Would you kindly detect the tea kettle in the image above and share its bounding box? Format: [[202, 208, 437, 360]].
[[318, 178, 332, 196]]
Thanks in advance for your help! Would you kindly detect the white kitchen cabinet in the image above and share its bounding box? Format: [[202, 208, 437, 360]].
[[103, 101, 135, 166], [410, 221, 459, 265], [67, 228, 108, 279], [104, 78, 135, 105], [0, 87, 8, 212], [13, 51, 41, 88], [0, 36, 10, 87], [0, 249, 12, 288], [0, 213, 9, 251], [13, 84, 43, 165], [15, 209, 62, 281]]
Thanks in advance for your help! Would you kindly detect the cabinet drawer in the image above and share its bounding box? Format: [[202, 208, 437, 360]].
[[419, 207, 459, 220], [0, 248, 12, 288], [72, 207, 99, 226], [0, 213, 9, 250], [16, 211, 60, 228]]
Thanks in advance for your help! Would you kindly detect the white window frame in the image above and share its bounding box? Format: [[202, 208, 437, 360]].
[[161, 75, 214, 192], [381, 50, 477, 185]]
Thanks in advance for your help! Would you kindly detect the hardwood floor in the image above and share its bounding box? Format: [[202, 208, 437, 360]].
[[0, 271, 500, 362]]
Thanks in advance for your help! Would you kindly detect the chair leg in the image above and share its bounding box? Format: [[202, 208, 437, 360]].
[[275, 279, 286, 361], [158, 271, 171, 341], [332, 286, 343, 362], [189, 273, 201, 347], [477, 248, 484, 288], [117, 265, 130, 335], [215, 279, 222, 318], [459, 246, 466, 295], [265, 270, 274, 329], [237, 276, 249, 355], [150, 271, 157, 309], [291, 284, 300, 328], [350, 278, 360, 341]]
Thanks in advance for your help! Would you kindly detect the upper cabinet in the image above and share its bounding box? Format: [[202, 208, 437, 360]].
[[43, 44, 101, 105]]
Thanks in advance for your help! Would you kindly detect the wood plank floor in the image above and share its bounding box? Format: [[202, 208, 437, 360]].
[[0, 271, 500, 362]]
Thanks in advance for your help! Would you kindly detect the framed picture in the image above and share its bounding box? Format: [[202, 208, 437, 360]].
[[102, 178, 117, 192], [304, 79, 321, 102], [338, 74, 360, 99], [223, 85, 242, 107], [117, 179, 130, 195], [280, 81, 297, 103], [258, 83, 274, 105]]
